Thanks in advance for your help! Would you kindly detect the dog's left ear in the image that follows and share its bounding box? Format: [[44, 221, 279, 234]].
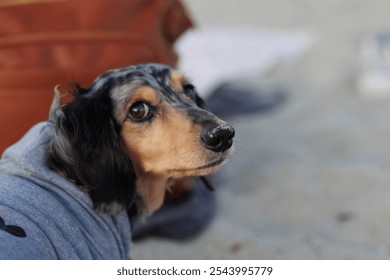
[[47, 84, 136, 214]]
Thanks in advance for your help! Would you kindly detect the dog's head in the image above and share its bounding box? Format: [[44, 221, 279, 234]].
[[46, 64, 234, 214]]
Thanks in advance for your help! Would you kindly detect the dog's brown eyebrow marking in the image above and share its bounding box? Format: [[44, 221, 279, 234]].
[[170, 71, 186, 92], [130, 86, 160, 104]]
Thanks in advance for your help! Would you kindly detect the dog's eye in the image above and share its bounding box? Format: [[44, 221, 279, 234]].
[[128, 101, 153, 122]]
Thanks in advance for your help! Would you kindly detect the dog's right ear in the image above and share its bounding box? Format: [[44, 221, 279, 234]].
[[46, 84, 137, 214]]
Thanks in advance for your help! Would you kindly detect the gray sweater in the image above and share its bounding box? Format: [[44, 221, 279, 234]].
[[0, 122, 131, 259]]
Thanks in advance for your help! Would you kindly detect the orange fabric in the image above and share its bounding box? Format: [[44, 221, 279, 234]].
[[0, 0, 193, 153]]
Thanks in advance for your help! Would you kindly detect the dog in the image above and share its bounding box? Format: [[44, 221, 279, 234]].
[[46, 63, 235, 215], [0, 63, 234, 259]]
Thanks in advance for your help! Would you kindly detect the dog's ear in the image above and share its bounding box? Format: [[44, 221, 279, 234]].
[[46, 84, 136, 214], [195, 93, 207, 109]]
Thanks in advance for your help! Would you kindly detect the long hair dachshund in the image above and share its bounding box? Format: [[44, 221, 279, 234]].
[[46, 63, 235, 215]]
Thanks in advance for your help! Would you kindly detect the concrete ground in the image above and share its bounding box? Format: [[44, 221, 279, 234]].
[[132, 0, 390, 259]]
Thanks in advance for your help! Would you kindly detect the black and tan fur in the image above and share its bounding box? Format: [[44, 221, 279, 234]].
[[46, 63, 235, 215]]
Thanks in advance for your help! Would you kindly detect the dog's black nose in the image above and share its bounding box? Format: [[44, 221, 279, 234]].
[[202, 124, 235, 152]]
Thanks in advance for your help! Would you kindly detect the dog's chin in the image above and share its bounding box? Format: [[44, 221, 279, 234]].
[[169, 153, 231, 178], [195, 157, 226, 171]]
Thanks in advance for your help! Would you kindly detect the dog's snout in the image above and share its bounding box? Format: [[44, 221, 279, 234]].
[[202, 124, 235, 152]]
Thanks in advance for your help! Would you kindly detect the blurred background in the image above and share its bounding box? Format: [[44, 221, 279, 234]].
[[134, 0, 390, 259], [2, 0, 390, 259]]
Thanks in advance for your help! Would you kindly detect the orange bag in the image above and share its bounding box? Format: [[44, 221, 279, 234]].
[[0, 0, 192, 153]]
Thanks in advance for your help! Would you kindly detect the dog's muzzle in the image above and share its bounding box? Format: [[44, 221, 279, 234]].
[[201, 124, 235, 152]]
